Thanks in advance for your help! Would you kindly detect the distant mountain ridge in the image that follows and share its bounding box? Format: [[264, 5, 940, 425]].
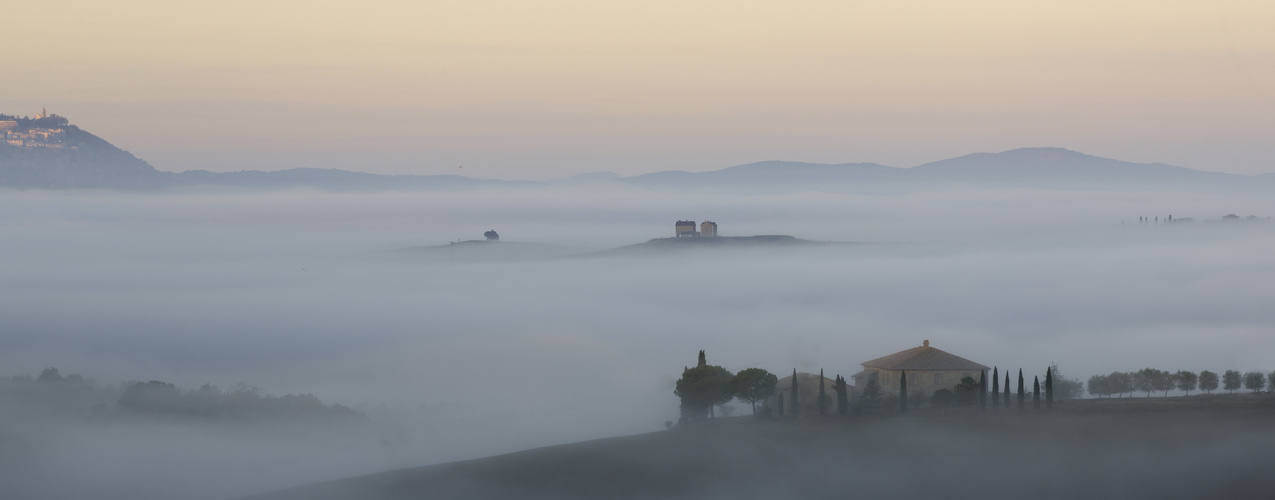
[[2, 114, 1269, 191], [909, 147, 1230, 184], [623, 147, 1254, 192]]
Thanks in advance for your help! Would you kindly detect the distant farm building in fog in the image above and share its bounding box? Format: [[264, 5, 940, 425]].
[[852, 340, 989, 395], [674, 220, 718, 237]]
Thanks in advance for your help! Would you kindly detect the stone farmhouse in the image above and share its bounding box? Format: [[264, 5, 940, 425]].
[[852, 340, 989, 395]]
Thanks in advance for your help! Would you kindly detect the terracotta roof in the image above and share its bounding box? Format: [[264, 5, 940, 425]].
[[860, 342, 988, 371]]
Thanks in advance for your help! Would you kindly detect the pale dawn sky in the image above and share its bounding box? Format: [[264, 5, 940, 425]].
[[2, 1, 1272, 179]]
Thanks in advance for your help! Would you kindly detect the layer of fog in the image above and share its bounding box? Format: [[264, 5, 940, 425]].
[[1, 184, 1273, 499], [249, 413, 1275, 500]]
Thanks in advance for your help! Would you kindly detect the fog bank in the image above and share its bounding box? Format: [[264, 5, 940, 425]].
[[1, 184, 1272, 498]]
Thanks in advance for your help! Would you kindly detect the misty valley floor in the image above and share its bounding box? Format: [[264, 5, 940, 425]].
[[5, 189, 1275, 500], [245, 401, 1275, 500]]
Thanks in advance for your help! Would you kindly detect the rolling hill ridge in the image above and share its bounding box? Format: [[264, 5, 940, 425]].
[[3, 113, 1267, 191]]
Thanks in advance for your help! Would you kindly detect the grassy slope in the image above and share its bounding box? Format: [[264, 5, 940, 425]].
[[243, 395, 1275, 500]]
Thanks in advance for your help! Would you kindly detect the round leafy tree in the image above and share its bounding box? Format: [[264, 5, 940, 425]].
[[730, 368, 778, 417]]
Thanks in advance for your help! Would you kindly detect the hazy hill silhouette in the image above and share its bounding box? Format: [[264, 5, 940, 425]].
[[242, 404, 1275, 500], [0, 118, 169, 189], [2, 114, 1268, 192], [174, 168, 518, 192], [908, 147, 1233, 185], [619, 147, 1255, 191], [622, 161, 898, 192], [583, 235, 830, 258]]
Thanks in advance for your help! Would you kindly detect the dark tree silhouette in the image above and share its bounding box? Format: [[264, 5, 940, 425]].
[[1243, 371, 1266, 393], [1132, 368, 1152, 397], [818, 369, 827, 416], [992, 367, 1000, 411], [860, 378, 882, 413], [483, 230, 499, 241], [1153, 369, 1176, 397], [1086, 374, 1105, 398], [1033, 376, 1041, 410], [1175, 371, 1198, 396], [1133, 368, 1174, 397], [834, 375, 849, 415], [730, 368, 778, 417], [1004, 372, 1010, 404], [777, 392, 785, 416], [954, 376, 980, 406], [1017, 369, 1025, 411], [674, 352, 734, 421], [118, 380, 180, 413], [1223, 370, 1242, 393], [38, 367, 64, 382], [790, 369, 799, 416], [1047, 364, 1083, 399], [1108, 371, 1133, 398], [1045, 367, 1054, 410], [900, 370, 908, 412], [930, 389, 957, 409], [1198, 370, 1218, 394], [979, 370, 987, 411]]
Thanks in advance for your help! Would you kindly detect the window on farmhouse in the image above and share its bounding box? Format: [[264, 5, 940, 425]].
[[933, 373, 943, 385]]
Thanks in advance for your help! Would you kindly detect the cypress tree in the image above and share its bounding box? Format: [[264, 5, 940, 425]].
[[1017, 369, 1025, 411], [979, 370, 987, 411], [1004, 372, 1010, 403], [835, 375, 849, 415], [992, 367, 1000, 411], [1033, 376, 1041, 410], [818, 369, 827, 416], [900, 370, 908, 412], [1045, 367, 1054, 410], [791, 369, 799, 416]]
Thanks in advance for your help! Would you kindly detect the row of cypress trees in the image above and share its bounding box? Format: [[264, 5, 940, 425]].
[[778, 369, 852, 416], [897, 366, 1056, 412]]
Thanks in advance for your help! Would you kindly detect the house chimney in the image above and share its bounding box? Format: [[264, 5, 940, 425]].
[[923, 340, 929, 347]]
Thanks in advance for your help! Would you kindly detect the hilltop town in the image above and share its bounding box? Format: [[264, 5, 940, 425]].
[[1, 108, 73, 150]]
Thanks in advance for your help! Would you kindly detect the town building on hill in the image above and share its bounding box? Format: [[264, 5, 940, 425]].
[[675, 220, 697, 237], [1, 109, 70, 149], [852, 340, 988, 395], [674, 220, 719, 237]]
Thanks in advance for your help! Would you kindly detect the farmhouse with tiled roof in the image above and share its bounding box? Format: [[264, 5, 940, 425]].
[[852, 340, 988, 395]]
